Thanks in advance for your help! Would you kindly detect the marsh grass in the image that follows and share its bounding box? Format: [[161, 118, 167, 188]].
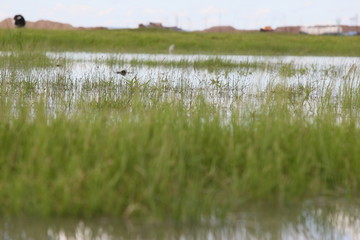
[[104, 56, 317, 78], [0, 52, 50, 69], [1, 28, 360, 56], [0, 51, 67, 69], [1, 54, 360, 221], [105, 56, 271, 72]]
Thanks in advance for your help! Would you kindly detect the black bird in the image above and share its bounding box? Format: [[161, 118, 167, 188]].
[[14, 15, 26, 28], [116, 70, 128, 76]]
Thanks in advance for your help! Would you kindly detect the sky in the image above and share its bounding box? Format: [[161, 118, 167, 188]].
[[0, 0, 359, 31]]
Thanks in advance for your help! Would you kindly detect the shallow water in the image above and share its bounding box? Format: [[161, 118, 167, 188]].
[[5, 52, 359, 97], [2, 51, 359, 120], [42, 52, 360, 120], [2, 199, 360, 240]]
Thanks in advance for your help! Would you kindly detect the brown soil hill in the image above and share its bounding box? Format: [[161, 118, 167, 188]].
[[202, 26, 239, 33], [0, 18, 13, 28], [0, 18, 76, 30], [26, 20, 75, 30]]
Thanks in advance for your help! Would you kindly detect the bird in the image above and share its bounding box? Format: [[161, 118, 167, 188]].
[[168, 44, 175, 54], [115, 70, 128, 76], [14, 15, 26, 28]]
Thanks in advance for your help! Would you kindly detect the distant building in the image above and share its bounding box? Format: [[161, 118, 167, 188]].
[[299, 25, 343, 35], [138, 22, 183, 31], [148, 22, 163, 28], [138, 22, 163, 28]]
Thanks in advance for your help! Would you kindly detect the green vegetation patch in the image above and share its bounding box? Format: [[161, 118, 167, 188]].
[[1, 28, 360, 56], [105, 56, 270, 71], [0, 52, 65, 69]]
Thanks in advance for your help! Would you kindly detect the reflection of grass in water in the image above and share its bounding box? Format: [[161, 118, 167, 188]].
[[3, 199, 360, 240], [0, 57, 360, 221], [4, 201, 360, 240]]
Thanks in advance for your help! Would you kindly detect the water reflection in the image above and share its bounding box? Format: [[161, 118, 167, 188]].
[[2, 200, 360, 240]]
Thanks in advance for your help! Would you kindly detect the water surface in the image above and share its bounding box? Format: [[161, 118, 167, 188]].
[[2, 199, 360, 240]]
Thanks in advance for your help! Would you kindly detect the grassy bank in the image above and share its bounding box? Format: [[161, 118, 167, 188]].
[[1, 28, 360, 56], [0, 53, 360, 221]]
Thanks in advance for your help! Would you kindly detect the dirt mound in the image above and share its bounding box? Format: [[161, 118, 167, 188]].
[[0, 18, 89, 30], [0, 18, 13, 28], [201, 25, 259, 33], [202, 26, 239, 33], [26, 20, 75, 30]]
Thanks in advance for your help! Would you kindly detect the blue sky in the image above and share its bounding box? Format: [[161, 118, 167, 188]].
[[1, 0, 359, 30]]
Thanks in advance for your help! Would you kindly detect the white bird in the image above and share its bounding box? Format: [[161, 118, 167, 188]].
[[168, 44, 175, 54]]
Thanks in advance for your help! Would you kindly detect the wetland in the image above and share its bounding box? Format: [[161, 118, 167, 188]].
[[0, 29, 360, 239]]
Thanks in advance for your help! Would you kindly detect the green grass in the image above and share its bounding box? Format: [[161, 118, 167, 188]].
[[0, 52, 66, 69], [1, 28, 360, 56], [2, 98, 359, 220], [0, 53, 360, 221], [105, 56, 272, 72]]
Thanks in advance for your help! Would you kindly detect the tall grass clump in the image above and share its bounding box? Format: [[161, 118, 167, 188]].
[[1, 57, 360, 222]]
